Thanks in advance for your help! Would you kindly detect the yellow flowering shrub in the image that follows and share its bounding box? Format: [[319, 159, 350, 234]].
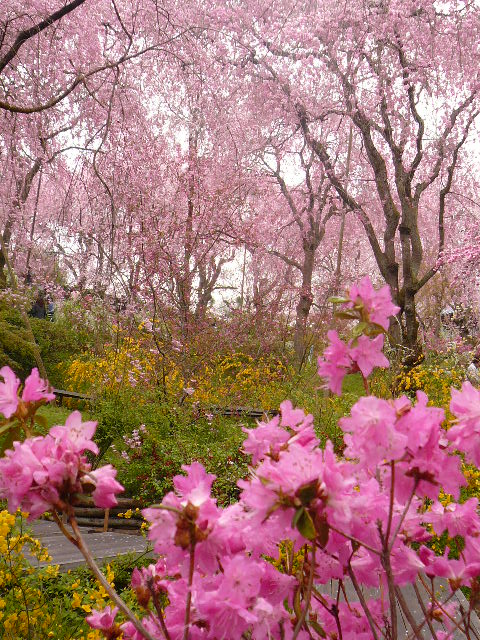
[[0, 510, 123, 639], [65, 329, 184, 398], [193, 352, 291, 408], [0, 510, 59, 639], [394, 354, 464, 423]]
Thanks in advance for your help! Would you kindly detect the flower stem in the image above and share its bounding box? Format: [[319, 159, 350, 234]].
[[67, 516, 157, 640], [183, 540, 196, 640], [292, 545, 316, 639]]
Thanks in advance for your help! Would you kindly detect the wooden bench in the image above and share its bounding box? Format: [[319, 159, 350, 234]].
[[46, 497, 143, 532], [206, 405, 277, 419], [53, 388, 92, 406]]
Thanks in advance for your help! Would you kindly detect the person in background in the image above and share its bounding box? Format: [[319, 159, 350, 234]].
[[466, 349, 480, 386], [46, 297, 55, 322], [28, 290, 47, 319]]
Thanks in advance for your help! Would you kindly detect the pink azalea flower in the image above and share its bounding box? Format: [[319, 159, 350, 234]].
[[0, 366, 20, 418], [86, 606, 119, 631], [350, 334, 389, 378], [89, 465, 124, 508], [242, 415, 289, 464], [448, 382, 480, 465], [50, 410, 99, 455], [173, 462, 216, 507], [341, 396, 407, 468], [347, 276, 400, 330], [425, 498, 480, 538], [317, 330, 352, 394], [0, 416, 122, 519], [21, 368, 55, 403]]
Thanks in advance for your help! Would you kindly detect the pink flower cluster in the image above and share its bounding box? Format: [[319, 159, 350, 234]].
[[318, 277, 398, 393], [318, 330, 389, 394], [347, 276, 400, 330], [83, 387, 480, 640], [0, 366, 55, 418], [3, 280, 480, 640], [0, 409, 123, 518]]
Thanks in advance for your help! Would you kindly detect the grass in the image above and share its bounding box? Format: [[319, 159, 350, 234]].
[[37, 403, 88, 428]]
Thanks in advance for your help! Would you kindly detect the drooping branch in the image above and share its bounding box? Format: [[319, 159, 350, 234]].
[[0, 0, 88, 75]]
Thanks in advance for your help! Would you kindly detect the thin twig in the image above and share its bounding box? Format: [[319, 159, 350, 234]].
[[148, 580, 172, 640], [388, 479, 419, 553], [292, 546, 316, 639], [183, 540, 196, 640], [68, 517, 157, 640], [347, 566, 381, 640], [412, 582, 439, 640], [395, 586, 425, 639]]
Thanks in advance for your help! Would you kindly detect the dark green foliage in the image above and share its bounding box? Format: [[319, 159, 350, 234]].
[[98, 388, 249, 506]]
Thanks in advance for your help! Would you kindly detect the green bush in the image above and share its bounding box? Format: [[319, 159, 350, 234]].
[[98, 388, 249, 506]]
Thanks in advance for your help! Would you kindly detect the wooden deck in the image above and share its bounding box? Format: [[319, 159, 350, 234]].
[[31, 520, 151, 571]]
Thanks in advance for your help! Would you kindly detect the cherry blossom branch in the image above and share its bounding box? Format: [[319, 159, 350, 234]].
[[0, 0, 88, 74]]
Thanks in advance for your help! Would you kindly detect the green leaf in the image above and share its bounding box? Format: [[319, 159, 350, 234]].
[[328, 296, 349, 304], [296, 509, 316, 541], [0, 420, 17, 437], [291, 506, 305, 529], [334, 311, 358, 320], [351, 321, 368, 338], [310, 620, 327, 638], [296, 481, 318, 506]]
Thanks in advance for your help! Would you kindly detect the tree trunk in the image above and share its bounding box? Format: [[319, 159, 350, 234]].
[[293, 245, 315, 368]]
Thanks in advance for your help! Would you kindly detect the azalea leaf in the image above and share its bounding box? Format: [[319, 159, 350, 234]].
[[328, 296, 349, 304], [296, 509, 316, 540], [0, 421, 17, 437], [351, 321, 368, 338], [310, 620, 327, 638], [296, 481, 318, 506], [334, 311, 358, 320], [291, 506, 305, 529]]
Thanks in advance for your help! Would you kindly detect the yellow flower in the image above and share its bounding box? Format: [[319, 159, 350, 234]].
[[72, 591, 82, 609]]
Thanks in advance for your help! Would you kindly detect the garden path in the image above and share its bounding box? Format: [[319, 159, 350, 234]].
[[30, 521, 480, 638], [31, 520, 151, 571], [320, 579, 480, 639]]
